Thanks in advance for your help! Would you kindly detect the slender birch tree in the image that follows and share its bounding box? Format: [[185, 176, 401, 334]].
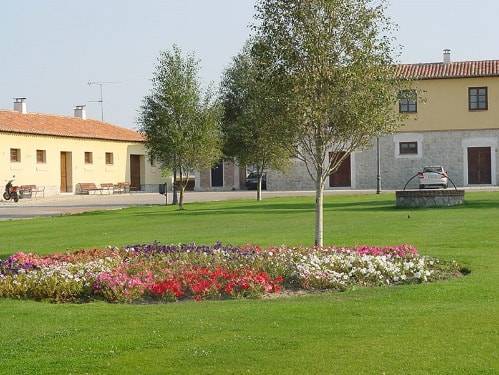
[[220, 42, 295, 201], [254, 0, 405, 245], [138, 46, 222, 209]]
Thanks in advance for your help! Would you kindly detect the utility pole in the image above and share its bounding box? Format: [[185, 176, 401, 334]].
[[376, 136, 381, 194], [88, 81, 119, 121]]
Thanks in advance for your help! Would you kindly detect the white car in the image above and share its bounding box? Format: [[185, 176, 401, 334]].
[[419, 166, 448, 189]]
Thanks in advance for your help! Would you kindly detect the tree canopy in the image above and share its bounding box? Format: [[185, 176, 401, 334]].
[[253, 0, 406, 245], [220, 41, 295, 200], [138, 46, 222, 208]]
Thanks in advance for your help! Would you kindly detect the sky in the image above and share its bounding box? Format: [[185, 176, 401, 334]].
[[2, 0, 499, 129]]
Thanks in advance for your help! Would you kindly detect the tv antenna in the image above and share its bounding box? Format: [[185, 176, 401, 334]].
[[87, 81, 120, 121]]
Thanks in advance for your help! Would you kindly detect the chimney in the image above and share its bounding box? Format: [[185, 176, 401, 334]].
[[74, 105, 86, 120], [443, 49, 451, 64], [13, 98, 27, 114]]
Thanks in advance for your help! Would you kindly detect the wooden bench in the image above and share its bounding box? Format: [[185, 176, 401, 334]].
[[19, 185, 45, 198], [77, 183, 103, 195], [113, 182, 130, 194], [100, 183, 114, 194]]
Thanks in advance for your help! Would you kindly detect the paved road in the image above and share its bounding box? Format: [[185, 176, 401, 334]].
[[0, 187, 497, 220]]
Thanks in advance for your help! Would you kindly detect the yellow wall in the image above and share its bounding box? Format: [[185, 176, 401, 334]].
[[0, 132, 163, 195], [401, 76, 499, 132]]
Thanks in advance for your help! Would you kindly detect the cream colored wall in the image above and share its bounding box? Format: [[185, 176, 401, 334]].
[[401, 76, 499, 132], [0, 132, 163, 195]]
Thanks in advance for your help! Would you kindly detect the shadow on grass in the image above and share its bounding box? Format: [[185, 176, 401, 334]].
[[64, 195, 499, 221], [124, 199, 401, 218], [462, 199, 499, 209]]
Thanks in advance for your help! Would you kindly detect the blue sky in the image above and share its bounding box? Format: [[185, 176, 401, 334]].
[[2, 0, 499, 128]]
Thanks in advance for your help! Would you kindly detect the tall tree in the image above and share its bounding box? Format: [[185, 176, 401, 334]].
[[138, 46, 222, 209], [220, 42, 295, 200], [254, 0, 406, 245]]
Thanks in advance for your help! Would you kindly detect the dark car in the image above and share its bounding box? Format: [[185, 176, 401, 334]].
[[245, 172, 267, 190]]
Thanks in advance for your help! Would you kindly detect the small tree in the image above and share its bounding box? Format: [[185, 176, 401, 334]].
[[220, 42, 295, 200], [138, 46, 222, 209], [254, 0, 406, 245]]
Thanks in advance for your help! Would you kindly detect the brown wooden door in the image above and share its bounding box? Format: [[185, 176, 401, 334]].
[[468, 147, 491, 184], [60, 152, 68, 192], [130, 155, 141, 190], [329, 152, 351, 187]]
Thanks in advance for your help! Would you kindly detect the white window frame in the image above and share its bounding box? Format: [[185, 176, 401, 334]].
[[393, 133, 423, 160]]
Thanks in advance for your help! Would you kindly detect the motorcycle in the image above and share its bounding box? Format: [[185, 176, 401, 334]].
[[3, 177, 19, 202]]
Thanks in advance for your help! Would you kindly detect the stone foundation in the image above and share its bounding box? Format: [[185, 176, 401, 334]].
[[396, 189, 465, 208], [264, 129, 499, 191]]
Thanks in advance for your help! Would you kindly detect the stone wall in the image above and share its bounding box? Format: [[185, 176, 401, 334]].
[[199, 169, 210, 190], [396, 189, 465, 208], [355, 129, 499, 189], [224, 161, 235, 189], [267, 159, 315, 191], [195, 161, 240, 191], [266, 129, 499, 191]]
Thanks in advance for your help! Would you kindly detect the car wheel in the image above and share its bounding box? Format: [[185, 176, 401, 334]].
[[443, 184, 448, 189]]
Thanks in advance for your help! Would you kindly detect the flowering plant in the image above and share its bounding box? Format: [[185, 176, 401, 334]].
[[0, 243, 463, 303]]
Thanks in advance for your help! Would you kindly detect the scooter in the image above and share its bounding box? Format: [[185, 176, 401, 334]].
[[3, 177, 19, 202]]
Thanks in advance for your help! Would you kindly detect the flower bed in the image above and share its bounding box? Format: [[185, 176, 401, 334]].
[[0, 243, 464, 303]]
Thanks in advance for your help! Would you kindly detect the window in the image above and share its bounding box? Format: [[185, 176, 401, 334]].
[[399, 141, 418, 155], [36, 149, 46, 163], [105, 152, 114, 165], [399, 90, 417, 113], [84, 152, 93, 164], [394, 134, 423, 159], [10, 148, 21, 162], [469, 87, 488, 110]]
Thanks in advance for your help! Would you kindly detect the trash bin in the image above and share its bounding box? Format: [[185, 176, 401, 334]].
[[159, 183, 167, 195]]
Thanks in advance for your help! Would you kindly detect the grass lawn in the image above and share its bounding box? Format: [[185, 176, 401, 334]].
[[0, 192, 498, 374]]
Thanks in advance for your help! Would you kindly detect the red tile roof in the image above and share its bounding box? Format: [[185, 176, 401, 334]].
[[397, 60, 499, 80], [0, 111, 144, 142]]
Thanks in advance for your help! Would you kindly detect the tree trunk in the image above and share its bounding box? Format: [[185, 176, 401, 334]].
[[178, 167, 185, 210], [256, 173, 262, 201], [179, 186, 185, 209], [314, 177, 324, 247], [172, 168, 178, 205]]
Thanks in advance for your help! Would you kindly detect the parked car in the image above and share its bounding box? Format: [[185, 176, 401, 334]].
[[245, 172, 267, 190], [419, 166, 448, 189]]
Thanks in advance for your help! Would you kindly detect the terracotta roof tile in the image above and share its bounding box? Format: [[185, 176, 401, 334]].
[[0, 111, 144, 142], [397, 60, 499, 80]]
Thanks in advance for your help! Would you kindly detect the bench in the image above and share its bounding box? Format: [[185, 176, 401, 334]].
[[113, 182, 130, 194], [77, 183, 104, 195], [100, 183, 114, 194], [19, 185, 45, 198]]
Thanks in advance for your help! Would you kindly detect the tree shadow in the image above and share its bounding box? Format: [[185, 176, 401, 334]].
[[125, 194, 499, 219], [126, 198, 400, 218]]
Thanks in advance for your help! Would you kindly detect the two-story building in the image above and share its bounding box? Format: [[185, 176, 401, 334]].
[[0, 99, 163, 196], [197, 51, 499, 191]]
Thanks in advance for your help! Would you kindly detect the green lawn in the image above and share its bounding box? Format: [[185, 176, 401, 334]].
[[0, 193, 498, 374]]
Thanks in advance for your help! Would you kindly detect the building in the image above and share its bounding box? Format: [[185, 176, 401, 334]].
[[194, 161, 246, 191], [1, 99, 163, 196], [197, 51, 499, 191]]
